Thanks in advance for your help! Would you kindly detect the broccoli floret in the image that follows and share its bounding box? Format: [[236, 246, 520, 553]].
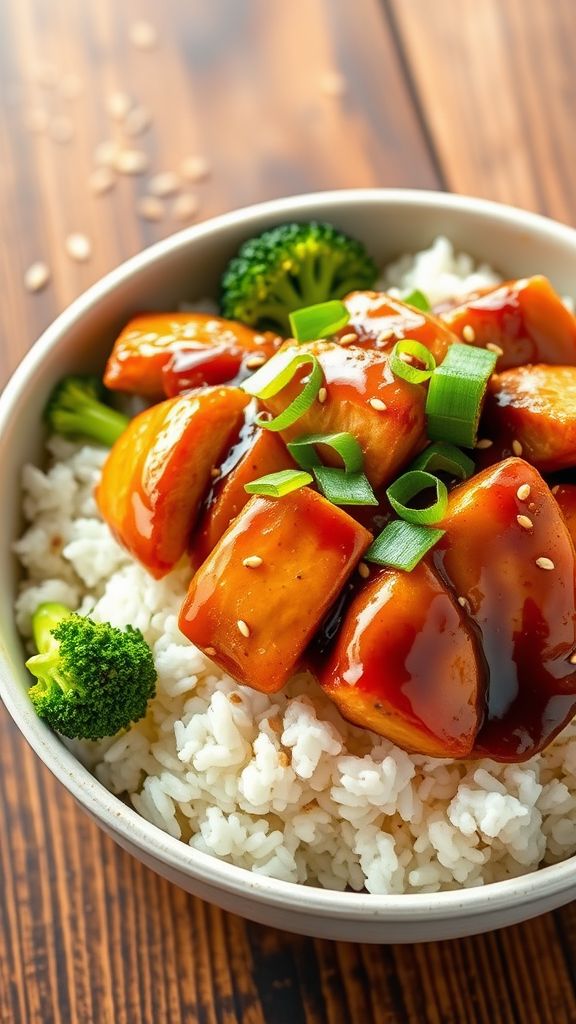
[[45, 375, 130, 446], [220, 221, 377, 333], [25, 602, 156, 740]]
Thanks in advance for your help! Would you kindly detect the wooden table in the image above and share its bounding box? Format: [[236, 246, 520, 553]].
[[2, 1, 576, 1020]]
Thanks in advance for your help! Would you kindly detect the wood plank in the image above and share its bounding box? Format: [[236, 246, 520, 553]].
[[0, 0, 439, 382], [387, 0, 576, 222], [0, 2, 441, 1023]]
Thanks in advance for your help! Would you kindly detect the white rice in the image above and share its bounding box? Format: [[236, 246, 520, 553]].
[[14, 237, 576, 894]]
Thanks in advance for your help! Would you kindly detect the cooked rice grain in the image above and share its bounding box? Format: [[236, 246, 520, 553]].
[[15, 237, 576, 894]]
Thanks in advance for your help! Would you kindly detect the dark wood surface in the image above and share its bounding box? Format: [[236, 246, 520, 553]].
[[2, 1, 576, 1020]]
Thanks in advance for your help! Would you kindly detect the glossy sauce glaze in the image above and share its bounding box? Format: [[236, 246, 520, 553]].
[[179, 490, 372, 692], [432, 458, 576, 761], [104, 312, 282, 398], [192, 406, 295, 564], [441, 276, 576, 369], [318, 561, 484, 758], [485, 364, 576, 472], [96, 387, 249, 577], [262, 341, 427, 487], [340, 291, 455, 364], [555, 482, 576, 548]]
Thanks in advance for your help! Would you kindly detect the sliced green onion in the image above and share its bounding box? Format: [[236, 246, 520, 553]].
[[390, 339, 436, 384], [244, 469, 313, 498], [242, 349, 323, 432], [287, 432, 363, 473], [364, 520, 445, 571], [386, 470, 448, 526], [313, 467, 378, 506], [403, 289, 431, 312], [409, 441, 475, 481], [289, 300, 350, 342], [425, 343, 497, 448]]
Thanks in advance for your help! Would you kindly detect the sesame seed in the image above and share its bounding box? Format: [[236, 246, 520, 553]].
[[228, 692, 242, 704], [124, 105, 151, 136], [517, 484, 531, 501], [49, 115, 74, 143], [369, 397, 387, 412], [24, 261, 50, 293], [65, 233, 92, 262], [205, 646, 216, 657], [243, 555, 263, 568], [517, 514, 533, 530], [570, 653, 576, 665], [318, 387, 327, 404], [358, 562, 370, 579], [88, 166, 115, 195], [319, 70, 346, 98], [457, 596, 471, 613], [377, 329, 395, 344], [475, 438, 493, 449], [536, 556, 555, 570], [129, 20, 158, 50], [107, 90, 132, 120], [340, 332, 357, 346], [137, 196, 164, 222], [115, 149, 149, 175], [462, 324, 476, 342], [210, 467, 221, 479], [94, 140, 120, 167], [512, 440, 523, 456], [551, 484, 560, 495], [148, 171, 181, 198], [278, 751, 290, 767], [237, 619, 250, 638], [180, 155, 212, 182], [171, 193, 200, 222], [245, 354, 267, 369], [486, 342, 504, 356]]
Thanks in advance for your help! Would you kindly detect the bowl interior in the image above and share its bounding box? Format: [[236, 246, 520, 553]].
[[2, 189, 576, 934]]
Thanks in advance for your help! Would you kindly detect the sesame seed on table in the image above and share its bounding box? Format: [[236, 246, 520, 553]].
[[2, 1, 576, 1022]]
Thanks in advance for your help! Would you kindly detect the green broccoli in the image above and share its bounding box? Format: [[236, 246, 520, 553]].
[[45, 375, 130, 446], [25, 602, 156, 740], [220, 221, 378, 333]]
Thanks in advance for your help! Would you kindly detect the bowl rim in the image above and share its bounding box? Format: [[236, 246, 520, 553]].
[[3, 186, 576, 920]]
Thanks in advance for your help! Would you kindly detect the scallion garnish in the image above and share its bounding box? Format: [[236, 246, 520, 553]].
[[289, 300, 350, 342], [425, 343, 497, 448], [390, 339, 436, 384], [364, 520, 445, 571], [403, 289, 431, 312], [242, 350, 323, 431], [313, 467, 378, 506], [386, 470, 448, 526], [244, 469, 313, 498], [287, 432, 363, 473], [409, 441, 475, 481]]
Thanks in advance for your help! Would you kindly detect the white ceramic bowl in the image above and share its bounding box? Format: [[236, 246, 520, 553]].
[[2, 189, 576, 943]]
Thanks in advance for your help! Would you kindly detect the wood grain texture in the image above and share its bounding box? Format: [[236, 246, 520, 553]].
[[387, 0, 576, 221], [2, 1, 576, 1022]]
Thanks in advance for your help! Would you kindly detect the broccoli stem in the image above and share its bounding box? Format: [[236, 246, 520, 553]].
[[27, 604, 76, 697], [60, 403, 129, 447], [270, 274, 305, 308], [31, 602, 71, 655]]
